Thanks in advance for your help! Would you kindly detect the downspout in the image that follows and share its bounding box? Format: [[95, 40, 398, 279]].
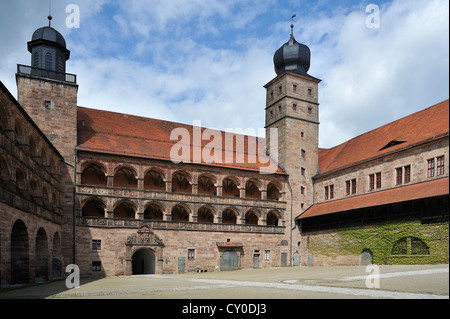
[[73, 149, 77, 264], [286, 175, 294, 267]]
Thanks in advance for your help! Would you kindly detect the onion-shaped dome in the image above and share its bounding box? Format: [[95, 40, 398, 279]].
[[273, 26, 310, 76]]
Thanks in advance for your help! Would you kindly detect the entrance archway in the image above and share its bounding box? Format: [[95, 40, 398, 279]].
[[132, 248, 156, 275]]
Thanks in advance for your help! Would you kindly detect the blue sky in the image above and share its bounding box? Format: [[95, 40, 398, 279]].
[[0, 0, 448, 148]]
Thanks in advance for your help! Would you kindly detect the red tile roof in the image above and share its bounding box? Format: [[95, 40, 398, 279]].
[[76, 107, 285, 175], [319, 100, 449, 174], [298, 177, 449, 220]]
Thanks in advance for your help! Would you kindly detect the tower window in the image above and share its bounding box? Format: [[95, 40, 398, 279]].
[[33, 52, 39, 67], [278, 86, 282, 94], [301, 149, 306, 158], [292, 104, 297, 111], [270, 92, 274, 100], [308, 107, 312, 114], [308, 88, 312, 95], [44, 101, 53, 109], [278, 105, 282, 112], [301, 167, 305, 176], [45, 52, 52, 69], [270, 110, 273, 118], [300, 132, 304, 138], [293, 84, 297, 92]]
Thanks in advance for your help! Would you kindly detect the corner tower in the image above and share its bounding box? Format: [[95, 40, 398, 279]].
[[16, 18, 78, 161], [265, 25, 320, 262]]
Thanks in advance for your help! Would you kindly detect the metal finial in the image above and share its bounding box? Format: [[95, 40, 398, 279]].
[[48, 2, 52, 27]]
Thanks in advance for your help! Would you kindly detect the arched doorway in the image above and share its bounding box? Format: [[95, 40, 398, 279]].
[[10, 220, 29, 284], [360, 249, 373, 266], [35, 228, 48, 282], [132, 248, 156, 275]]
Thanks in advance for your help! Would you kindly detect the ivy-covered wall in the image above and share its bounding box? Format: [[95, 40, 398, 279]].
[[306, 220, 448, 265]]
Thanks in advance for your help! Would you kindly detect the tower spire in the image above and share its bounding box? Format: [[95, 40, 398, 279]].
[[48, 2, 52, 27]]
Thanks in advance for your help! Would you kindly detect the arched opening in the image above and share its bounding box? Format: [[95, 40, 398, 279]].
[[171, 204, 190, 222], [245, 180, 261, 199], [267, 211, 280, 226], [10, 220, 29, 284], [35, 228, 48, 282], [29, 136, 39, 157], [222, 208, 238, 224], [267, 182, 281, 200], [14, 119, 26, 144], [172, 172, 192, 193], [360, 249, 373, 266], [81, 163, 107, 186], [0, 154, 10, 184], [144, 169, 165, 191], [144, 203, 164, 220], [245, 210, 259, 225], [198, 206, 214, 223], [198, 174, 217, 195], [222, 177, 239, 197], [15, 167, 27, 191], [132, 248, 156, 275], [82, 198, 105, 217], [113, 166, 137, 188], [114, 201, 136, 219]]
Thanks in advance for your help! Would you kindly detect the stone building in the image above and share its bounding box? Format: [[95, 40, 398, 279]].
[[0, 21, 448, 286]]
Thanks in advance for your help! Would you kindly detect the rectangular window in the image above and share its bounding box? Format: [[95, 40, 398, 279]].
[[369, 174, 375, 190], [437, 156, 445, 175], [92, 239, 101, 250], [396, 167, 403, 185], [300, 186, 305, 195], [346, 180, 350, 195], [301, 149, 306, 158], [427, 159, 435, 177], [92, 261, 102, 272], [264, 250, 270, 261], [325, 186, 329, 200], [404, 165, 411, 183], [351, 179, 357, 194], [188, 249, 195, 260], [329, 185, 334, 199], [293, 84, 297, 92], [301, 167, 305, 176], [376, 173, 381, 189]]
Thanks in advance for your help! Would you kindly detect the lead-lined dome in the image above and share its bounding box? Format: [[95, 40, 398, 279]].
[[28, 26, 70, 59], [273, 26, 310, 76]]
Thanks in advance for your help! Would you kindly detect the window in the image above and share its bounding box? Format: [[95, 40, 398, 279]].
[[427, 159, 435, 177], [264, 250, 270, 261], [376, 173, 381, 189], [369, 174, 375, 190], [346, 180, 350, 195], [292, 104, 297, 111], [278, 105, 282, 112], [391, 237, 429, 256], [188, 249, 195, 260], [300, 186, 305, 195], [45, 52, 52, 69], [324, 186, 329, 200], [351, 179, 356, 194], [92, 240, 101, 250], [396, 167, 403, 185], [301, 149, 306, 159], [300, 132, 304, 138], [270, 92, 274, 100], [278, 86, 282, 94], [329, 185, 334, 199], [308, 107, 312, 114], [270, 110, 273, 118], [301, 167, 305, 176], [293, 84, 297, 92], [437, 156, 445, 175], [308, 88, 312, 95], [92, 261, 102, 271], [404, 165, 411, 183]]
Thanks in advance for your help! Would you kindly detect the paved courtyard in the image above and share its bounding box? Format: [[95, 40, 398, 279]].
[[0, 264, 448, 300]]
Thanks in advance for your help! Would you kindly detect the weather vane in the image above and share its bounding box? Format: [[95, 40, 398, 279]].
[[289, 14, 296, 36]]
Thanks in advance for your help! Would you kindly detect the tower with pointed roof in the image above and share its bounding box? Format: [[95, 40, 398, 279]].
[[265, 25, 321, 260]]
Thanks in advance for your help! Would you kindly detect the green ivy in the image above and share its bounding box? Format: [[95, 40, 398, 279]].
[[307, 221, 449, 265]]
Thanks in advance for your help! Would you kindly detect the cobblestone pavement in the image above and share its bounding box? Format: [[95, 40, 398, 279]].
[[0, 264, 448, 300]]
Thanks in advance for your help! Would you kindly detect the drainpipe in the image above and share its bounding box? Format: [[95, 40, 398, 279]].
[[286, 175, 294, 267], [72, 149, 77, 265]]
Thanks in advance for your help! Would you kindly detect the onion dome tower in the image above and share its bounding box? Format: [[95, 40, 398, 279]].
[[273, 24, 311, 76]]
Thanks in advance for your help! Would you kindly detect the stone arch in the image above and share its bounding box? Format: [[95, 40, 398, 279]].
[[15, 166, 27, 190], [52, 232, 62, 278], [132, 248, 156, 275], [113, 165, 138, 188], [14, 118, 27, 144], [360, 249, 373, 266], [10, 219, 29, 284], [222, 207, 239, 224], [0, 102, 10, 130], [114, 200, 137, 219], [171, 203, 191, 222], [29, 176, 41, 198], [245, 209, 260, 225], [35, 227, 48, 282], [42, 184, 50, 205], [81, 197, 106, 217], [144, 168, 166, 191], [0, 153, 10, 181], [222, 176, 240, 197], [29, 135, 40, 157], [245, 179, 262, 199], [81, 162, 107, 186], [143, 202, 164, 220], [267, 210, 282, 226], [172, 171, 192, 193], [198, 173, 217, 195], [267, 182, 282, 200], [198, 205, 215, 223]]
